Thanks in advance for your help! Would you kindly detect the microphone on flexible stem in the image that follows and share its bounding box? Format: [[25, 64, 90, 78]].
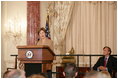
[[36, 38, 40, 45], [37, 38, 40, 41]]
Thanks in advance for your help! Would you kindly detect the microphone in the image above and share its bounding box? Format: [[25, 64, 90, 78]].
[[37, 38, 40, 41], [36, 38, 40, 45]]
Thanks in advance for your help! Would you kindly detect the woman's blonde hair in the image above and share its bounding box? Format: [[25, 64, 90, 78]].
[[38, 27, 46, 35]]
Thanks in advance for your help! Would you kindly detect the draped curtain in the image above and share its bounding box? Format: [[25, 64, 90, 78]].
[[48, 1, 74, 61], [48, 2, 74, 74], [65, 1, 117, 66]]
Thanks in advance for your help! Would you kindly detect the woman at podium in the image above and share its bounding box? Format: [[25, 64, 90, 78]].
[[37, 27, 54, 50]]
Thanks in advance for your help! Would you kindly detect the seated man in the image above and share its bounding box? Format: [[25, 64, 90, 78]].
[[63, 63, 78, 78], [93, 46, 117, 77]]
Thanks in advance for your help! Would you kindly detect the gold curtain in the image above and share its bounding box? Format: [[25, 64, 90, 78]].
[[65, 1, 117, 67], [49, 1, 74, 54], [48, 1, 74, 74], [49, 1, 74, 60]]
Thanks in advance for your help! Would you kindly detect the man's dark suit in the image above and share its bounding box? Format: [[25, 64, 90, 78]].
[[93, 56, 117, 77]]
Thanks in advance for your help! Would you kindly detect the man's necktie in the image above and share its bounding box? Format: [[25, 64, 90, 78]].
[[104, 58, 107, 67]]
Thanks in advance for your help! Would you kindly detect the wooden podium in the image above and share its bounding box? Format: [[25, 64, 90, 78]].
[[17, 45, 55, 77]]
